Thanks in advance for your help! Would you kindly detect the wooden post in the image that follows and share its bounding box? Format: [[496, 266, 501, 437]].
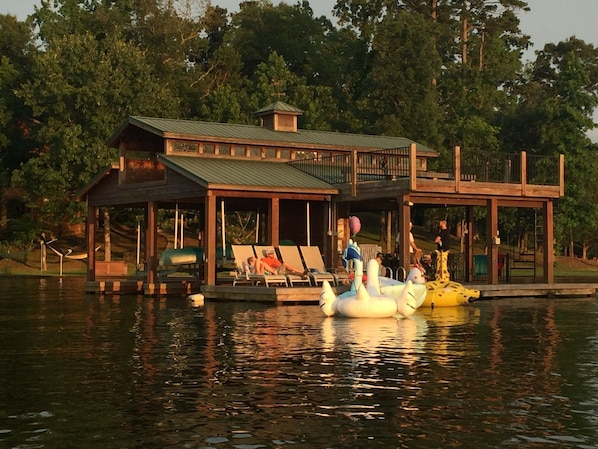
[[398, 195, 411, 275], [409, 143, 417, 191], [386, 210, 392, 253], [268, 197, 280, 246], [559, 154, 565, 197], [466, 206, 474, 282], [325, 199, 335, 270], [487, 198, 499, 285], [521, 151, 527, 196], [204, 193, 217, 285], [86, 203, 96, 281], [454, 146, 461, 192], [146, 201, 158, 285], [543, 200, 554, 283], [351, 150, 358, 198]]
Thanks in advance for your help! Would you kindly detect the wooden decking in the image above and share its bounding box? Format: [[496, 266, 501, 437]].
[[84, 277, 598, 301], [201, 284, 337, 303], [201, 283, 598, 302], [469, 283, 598, 299]]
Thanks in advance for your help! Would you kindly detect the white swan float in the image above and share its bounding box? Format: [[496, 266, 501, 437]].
[[319, 258, 427, 318]]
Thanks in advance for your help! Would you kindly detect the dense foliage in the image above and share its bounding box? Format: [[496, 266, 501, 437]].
[[0, 0, 597, 257]]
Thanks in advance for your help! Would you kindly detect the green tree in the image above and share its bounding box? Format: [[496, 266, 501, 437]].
[[359, 10, 443, 145], [438, 0, 528, 151], [13, 32, 179, 228], [505, 38, 598, 257], [228, 1, 337, 82], [0, 14, 36, 236], [245, 51, 337, 131], [0, 14, 35, 169]]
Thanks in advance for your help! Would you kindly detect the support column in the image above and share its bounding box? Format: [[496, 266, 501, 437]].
[[385, 210, 392, 254], [268, 197, 280, 246], [324, 199, 335, 270], [145, 201, 158, 285], [205, 193, 217, 286], [465, 206, 474, 282], [397, 196, 412, 274], [86, 203, 96, 281], [543, 200, 554, 283], [487, 198, 499, 285]]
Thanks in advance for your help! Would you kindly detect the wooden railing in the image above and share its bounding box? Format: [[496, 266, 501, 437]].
[[289, 145, 563, 196]]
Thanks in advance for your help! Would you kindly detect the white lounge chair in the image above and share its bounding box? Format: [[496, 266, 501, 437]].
[[298, 245, 340, 286], [254, 245, 311, 287], [229, 245, 288, 287]]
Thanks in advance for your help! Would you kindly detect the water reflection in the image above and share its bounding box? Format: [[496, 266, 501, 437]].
[[321, 315, 428, 366], [1, 278, 598, 448]]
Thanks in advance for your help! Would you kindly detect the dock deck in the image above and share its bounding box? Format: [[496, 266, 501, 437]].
[[85, 278, 598, 302]]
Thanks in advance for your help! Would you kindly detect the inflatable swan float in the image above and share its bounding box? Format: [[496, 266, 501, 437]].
[[319, 259, 427, 318]]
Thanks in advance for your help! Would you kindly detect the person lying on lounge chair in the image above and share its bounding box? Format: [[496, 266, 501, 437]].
[[245, 256, 278, 275], [261, 249, 307, 277]]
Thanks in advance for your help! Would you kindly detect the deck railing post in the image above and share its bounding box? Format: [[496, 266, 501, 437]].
[[454, 146, 461, 191], [521, 151, 527, 196], [409, 143, 417, 191], [351, 150, 357, 197], [559, 154, 565, 197]]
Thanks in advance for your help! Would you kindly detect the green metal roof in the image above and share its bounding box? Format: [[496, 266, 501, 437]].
[[159, 155, 338, 193], [109, 116, 436, 154]]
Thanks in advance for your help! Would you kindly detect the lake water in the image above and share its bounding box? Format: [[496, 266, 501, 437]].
[[1, 277, 598, 449]]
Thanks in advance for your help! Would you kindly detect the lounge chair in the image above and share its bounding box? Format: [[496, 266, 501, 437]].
[[229, 245, 288, 287], [254, 245, 311, 287], [298, 245, 341, 286], [360, 244, 382, 265]]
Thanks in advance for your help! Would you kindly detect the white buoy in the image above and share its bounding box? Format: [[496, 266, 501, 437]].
[[188, 293, 204, 307]]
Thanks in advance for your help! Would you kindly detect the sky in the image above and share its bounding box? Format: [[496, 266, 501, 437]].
[[2, 0, 598, 138]]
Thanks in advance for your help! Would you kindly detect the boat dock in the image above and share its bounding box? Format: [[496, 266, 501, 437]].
[[469, 283, 598, 299], [85, 278, 598, 302]]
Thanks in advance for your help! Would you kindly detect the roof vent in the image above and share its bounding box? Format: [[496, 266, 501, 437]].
[[253, 101, 303, 132]]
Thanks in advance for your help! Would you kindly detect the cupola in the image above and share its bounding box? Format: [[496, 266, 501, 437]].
[[253, 101, 303, 132]]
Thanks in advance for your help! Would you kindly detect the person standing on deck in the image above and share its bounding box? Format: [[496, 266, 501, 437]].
[[434, 220, 450, 281], [396, 221, 422, 265]]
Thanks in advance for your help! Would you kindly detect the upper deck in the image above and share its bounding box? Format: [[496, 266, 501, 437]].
[[289, 143, 564, 204]]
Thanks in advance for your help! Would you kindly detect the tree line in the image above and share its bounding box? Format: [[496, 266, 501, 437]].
[[1, 0, 597, 258]]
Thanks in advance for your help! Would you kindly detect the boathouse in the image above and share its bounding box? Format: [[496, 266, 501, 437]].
[[76, 101, 564, 294]]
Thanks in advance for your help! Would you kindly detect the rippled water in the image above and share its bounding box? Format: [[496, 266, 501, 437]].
[[1, 277, 598, 448]]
